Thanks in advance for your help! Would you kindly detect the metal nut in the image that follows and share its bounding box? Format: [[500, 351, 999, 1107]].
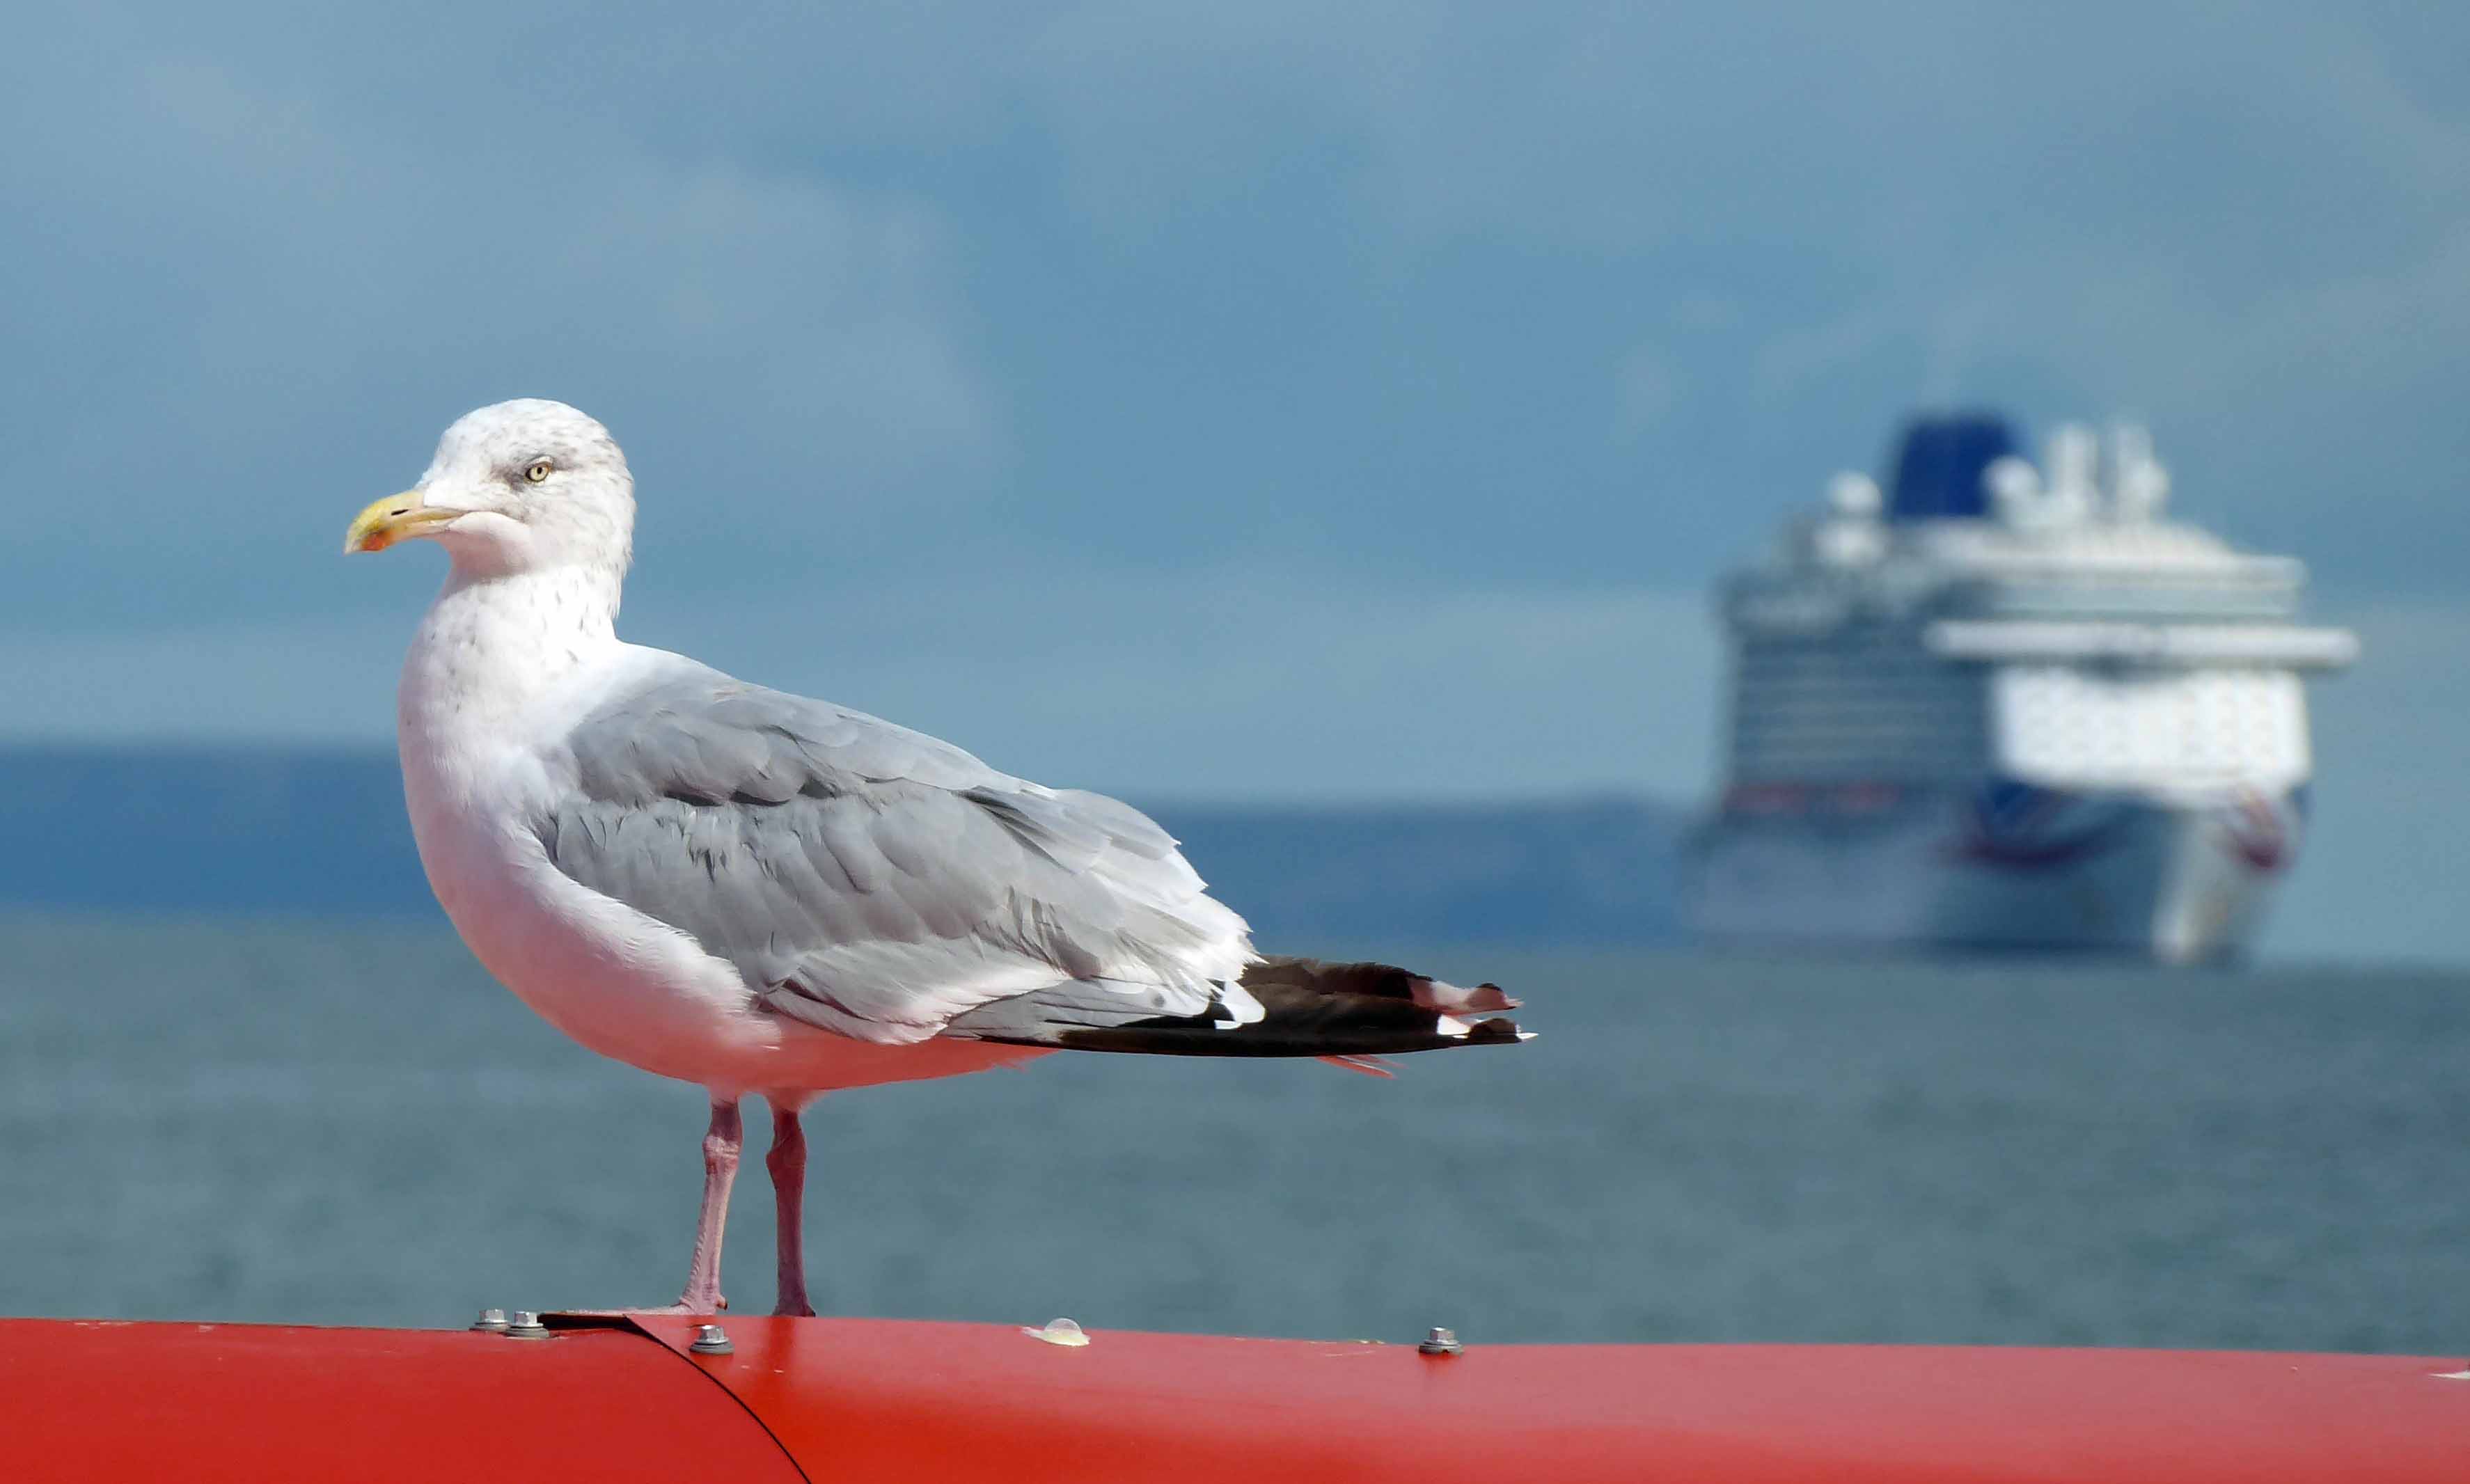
[[470, 1308, 510, 1334], [690, 1323, 734, 1355], [1418, 1326, 1463, 1356], [504, 1311, 552, 1339]]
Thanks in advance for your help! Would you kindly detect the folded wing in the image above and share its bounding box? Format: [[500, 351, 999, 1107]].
[[534, 658, 1259, 1045]]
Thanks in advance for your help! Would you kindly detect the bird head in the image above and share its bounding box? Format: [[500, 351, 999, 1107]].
[[346, 399, 635, 576]]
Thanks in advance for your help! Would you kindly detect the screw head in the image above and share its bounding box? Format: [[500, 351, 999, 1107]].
[[1418, 1326, 1463, 1357], [470, 1308, 510, 1334], [690, 1323, 734, 1355], [504, 1311, 551, 1339]]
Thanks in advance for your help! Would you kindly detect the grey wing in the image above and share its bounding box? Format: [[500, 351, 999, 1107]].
[[535, 658, 1258, 1045]]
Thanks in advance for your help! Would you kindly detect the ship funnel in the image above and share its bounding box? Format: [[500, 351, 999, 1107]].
[[2044, 424, 2100, 525], [1885, 412, 2019, 521], [2110, 423, 2169, 523]]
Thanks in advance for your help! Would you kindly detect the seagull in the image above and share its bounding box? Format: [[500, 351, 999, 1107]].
[[346, 399, 1527, 1316]]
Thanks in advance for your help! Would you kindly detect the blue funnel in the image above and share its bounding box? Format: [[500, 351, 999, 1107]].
[[1887, 413, 2020, 521]]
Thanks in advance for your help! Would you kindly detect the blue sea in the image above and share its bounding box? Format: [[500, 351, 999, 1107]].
[[3, 913, 2464, 1355]]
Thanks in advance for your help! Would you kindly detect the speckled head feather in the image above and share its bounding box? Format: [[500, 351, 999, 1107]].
[[417, 398, 635, 576]]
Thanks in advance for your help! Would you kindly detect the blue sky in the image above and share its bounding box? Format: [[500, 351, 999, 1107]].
[[3, 3, 2465, 960]]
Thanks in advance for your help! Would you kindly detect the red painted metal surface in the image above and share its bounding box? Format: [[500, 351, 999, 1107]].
[[630, 1315, 2470, 1484], [0, 1318, 798, 1483], [4, 1314, 2464, 1481]]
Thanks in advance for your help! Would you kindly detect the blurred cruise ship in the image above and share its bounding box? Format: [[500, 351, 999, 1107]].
[[1685, 413, 2355, 963]]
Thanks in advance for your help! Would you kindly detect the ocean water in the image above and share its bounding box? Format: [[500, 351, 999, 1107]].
[[2, 913, 2464, 1355]]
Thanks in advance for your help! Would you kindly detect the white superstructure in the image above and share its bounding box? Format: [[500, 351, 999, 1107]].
[[1686, 414, 2353, 962]]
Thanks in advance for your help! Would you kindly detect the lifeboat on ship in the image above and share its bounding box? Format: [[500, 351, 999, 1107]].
[[5, 1311, 2464, 1481]]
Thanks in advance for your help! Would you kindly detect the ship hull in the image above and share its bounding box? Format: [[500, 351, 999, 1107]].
[[1685, 782, 2300, 963]]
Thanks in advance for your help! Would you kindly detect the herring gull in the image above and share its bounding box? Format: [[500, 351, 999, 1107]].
[[346, 399, 1527, 1316]]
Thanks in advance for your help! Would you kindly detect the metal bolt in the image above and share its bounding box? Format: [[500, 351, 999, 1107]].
[[690, 1323, 734, 1356], [1021, 1317, 1090, 1348], [470, 1308, 510, 1334], [1418, 1326, 1463, 1357], [504, 1311, 552, 1339]]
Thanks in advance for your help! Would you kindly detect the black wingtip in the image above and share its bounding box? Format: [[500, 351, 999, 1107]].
[[1033, 957, 1531, 1060]]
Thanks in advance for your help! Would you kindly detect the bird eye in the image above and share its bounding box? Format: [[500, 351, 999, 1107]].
[[524, 459, 553, 484]]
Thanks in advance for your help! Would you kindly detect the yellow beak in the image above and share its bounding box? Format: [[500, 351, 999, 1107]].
[[344, 491, 459, 554]]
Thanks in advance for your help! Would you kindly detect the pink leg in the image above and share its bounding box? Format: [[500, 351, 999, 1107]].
[[767, 1105, 817, 1318], [672, 1098, 741, 1313]]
